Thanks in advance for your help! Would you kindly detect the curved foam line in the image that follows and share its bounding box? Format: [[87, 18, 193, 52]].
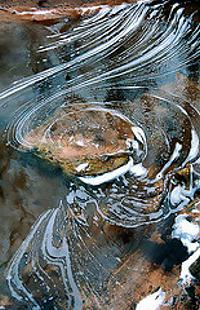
[[79, 157, 147, 185]]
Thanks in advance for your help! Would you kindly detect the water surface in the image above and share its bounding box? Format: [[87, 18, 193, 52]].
[[0, 1, 200, 308]]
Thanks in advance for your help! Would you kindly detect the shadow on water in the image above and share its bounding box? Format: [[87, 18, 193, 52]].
[[0, 0, 200, 308]]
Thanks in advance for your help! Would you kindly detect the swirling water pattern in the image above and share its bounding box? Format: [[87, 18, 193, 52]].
[[0, 0, 200, 308]]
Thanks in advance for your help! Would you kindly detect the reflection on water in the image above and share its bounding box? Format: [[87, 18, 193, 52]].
[[0, 0, 200, 308]]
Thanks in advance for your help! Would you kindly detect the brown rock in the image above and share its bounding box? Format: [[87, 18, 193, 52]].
[[25, 105, 141, 177], [0, 0, 141, 23]]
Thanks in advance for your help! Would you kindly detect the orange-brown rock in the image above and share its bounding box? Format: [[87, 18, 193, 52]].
[[0, 0, 141, 23], [25, 106, 138, 176]]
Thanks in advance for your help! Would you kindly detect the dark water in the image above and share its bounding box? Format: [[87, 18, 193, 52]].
[[0, 1, 200, 308]]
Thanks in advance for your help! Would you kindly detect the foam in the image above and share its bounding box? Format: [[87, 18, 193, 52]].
[[136, 288, 165, 310], [79, 157, 147, 185], [172, 214, 199, 254]]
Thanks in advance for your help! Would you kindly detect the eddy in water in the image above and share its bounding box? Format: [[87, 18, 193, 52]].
[[0, 0, 200, 308]]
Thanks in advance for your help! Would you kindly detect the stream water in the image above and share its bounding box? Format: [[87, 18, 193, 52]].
[[0, 0, 200, 309]]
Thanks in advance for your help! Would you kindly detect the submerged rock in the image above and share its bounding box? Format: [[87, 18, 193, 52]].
[[0, 0, 141, 23], [25, 105, 145, 178]]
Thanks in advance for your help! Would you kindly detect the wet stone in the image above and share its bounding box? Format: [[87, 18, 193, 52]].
[[25, 105, 145, 177]]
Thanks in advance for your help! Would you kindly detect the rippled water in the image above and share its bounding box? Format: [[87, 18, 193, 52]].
[[0, 0, 200, 308]]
